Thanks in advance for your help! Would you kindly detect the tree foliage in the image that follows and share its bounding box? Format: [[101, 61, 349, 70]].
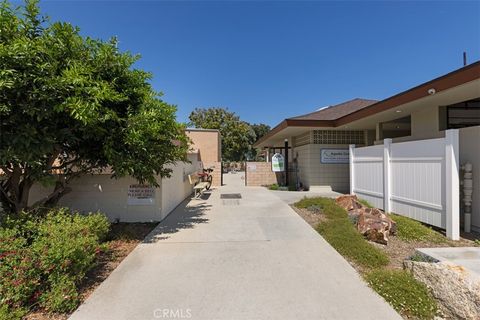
[[0, 0, 189, 213], [250, 123, 271, 142], [188, 107, 256, 161]]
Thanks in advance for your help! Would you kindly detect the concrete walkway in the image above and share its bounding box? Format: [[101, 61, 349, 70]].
[[70, 173, 400, 320]]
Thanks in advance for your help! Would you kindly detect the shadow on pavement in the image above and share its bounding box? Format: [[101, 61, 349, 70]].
[[143, 196, 212, 243]]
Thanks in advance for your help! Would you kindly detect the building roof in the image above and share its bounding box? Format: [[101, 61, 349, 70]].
[[288, 98, 378, 121], [254, 60, 480, 148]]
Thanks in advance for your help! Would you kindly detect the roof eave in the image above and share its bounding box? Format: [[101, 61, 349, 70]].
[[253, 119, 334, 148]]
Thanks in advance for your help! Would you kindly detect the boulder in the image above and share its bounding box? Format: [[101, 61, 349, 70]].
[[335, 194, 396, 245], [357, 208, 397, 244], [404, 260, 480, 319], [335, 194, 363, 211]]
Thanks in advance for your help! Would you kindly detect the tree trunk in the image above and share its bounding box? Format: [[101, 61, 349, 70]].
[[0, 174, 71, 214]]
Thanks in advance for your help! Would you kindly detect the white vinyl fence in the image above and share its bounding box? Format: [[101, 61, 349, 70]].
[[349, 129, 460, 240]]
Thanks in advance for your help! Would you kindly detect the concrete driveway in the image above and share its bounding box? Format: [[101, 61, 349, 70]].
[[70, 173, 400, 320]]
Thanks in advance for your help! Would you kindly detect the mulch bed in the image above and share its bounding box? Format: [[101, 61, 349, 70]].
[[291, 205, 476, 271], [25, 222, 158, 320]]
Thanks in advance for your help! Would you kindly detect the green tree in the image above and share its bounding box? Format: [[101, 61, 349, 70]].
[[250, 123, 271, 142], [249, 123, 271, 160], [188, 107, 256, 161], [0, 0, 189, 214]]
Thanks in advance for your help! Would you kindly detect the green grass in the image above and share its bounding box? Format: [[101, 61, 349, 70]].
[[365, 269, 437, 319], [294, 197, 439, 319], [391, 214, 447, 243], [268, 184, 279, 190], [295, 197, 389, 269]]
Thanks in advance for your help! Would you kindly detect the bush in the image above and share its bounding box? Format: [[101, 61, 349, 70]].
[[33, 208, 110, 283], [0, 208, 110, 314], [0, 227, 41, 309], [268, 184, 279, 190], [391, 214, 446, 243], [40, 275, 79, 313], [295, 197, 389, 269], [365, 269, 437, 319], [0, 304, 27, 320]]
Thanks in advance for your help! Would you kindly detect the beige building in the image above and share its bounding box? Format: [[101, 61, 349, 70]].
[[255, 61, 480, 235], [29, 130, 221, 222], [186, 128, 221, 163], [255, 62, 479, 191]]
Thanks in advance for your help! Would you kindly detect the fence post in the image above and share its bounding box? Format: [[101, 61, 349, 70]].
[[445, 129, 460, 240], [349, 144, 355, 195], [383, 139, 392, 212]]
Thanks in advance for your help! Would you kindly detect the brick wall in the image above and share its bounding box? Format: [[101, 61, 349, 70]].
[[245, 162, 280, 186]]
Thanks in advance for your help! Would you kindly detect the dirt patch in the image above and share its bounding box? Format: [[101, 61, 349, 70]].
[[25, 222, 158, 320], [291, 205, 476, 271], [379, 236, 473, 270], [290, 205, 327, 228]]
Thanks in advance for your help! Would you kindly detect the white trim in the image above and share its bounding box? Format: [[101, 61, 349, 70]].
[[349, 144, 355, 194], [383, 139, 392, 213], [353, 188, 383, 198], [390, 195, 443, 211], [353, 157, 383, 163], [390, 157, 443, 162], [445, 129, 460, 240]]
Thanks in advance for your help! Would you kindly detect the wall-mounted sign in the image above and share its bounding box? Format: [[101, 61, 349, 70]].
[[271, 153, 285, 172], [320, 149, 349, 164], [128, 184, 155, 205], [247, 164, 257, 172]]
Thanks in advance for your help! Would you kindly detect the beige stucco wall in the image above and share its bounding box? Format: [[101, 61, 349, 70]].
[[29, 175, 162, 222], [186, 129, 221, 163], [29, 154, 200, 222], [410, 104, 444, 140], [293, 143, 350, 192], [294, 144, 310, 189], [161, 154, 202, 216], [459, 125, 480, 231]]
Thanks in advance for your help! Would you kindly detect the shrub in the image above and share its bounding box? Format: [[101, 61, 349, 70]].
[[391, 214, 446, 243], [365, 269, 437, 319], [40, 275, 79, 313], [295, 197, 389, 269], [33, 209, 110, 283], [268, 184, 279, 190], [0, 227, 41, 309], [0, 208, 110, 314], [0, 304, 27, 320]]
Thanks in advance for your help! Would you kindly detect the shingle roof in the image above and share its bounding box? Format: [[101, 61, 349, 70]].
[[288, 98, 378, 121]]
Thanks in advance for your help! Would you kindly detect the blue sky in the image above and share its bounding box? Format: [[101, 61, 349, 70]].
[[37, 0, 480, 127]]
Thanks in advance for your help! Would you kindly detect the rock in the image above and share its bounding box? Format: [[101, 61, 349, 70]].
[[335, 194, 363, 211], [404, 260, 480, 319], [357, 210, 396, 245], [335, 194, 396, 244]]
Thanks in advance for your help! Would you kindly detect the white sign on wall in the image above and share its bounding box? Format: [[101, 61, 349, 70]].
[[127, 184, 155, 205], [320, 149, 349, 164], [271, 153, 285, 172]]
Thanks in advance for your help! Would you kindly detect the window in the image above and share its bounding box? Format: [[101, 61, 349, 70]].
[[442, 98, 480, 129], [312, 130, 364, 145]]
